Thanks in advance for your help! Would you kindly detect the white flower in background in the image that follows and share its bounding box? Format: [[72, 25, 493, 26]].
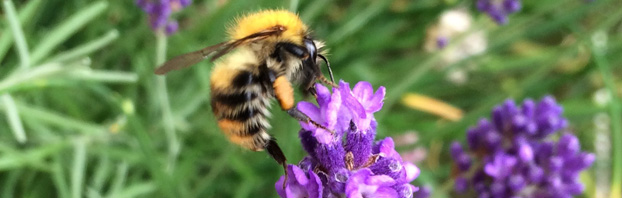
[[425, 9, 487, 85]]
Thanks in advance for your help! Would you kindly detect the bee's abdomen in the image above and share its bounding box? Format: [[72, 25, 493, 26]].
[[211, 69, 273, 151]]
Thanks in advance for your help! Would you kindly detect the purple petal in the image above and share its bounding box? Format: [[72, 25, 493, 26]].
[[353, 81, 374, 103], [324, 87, 342, 130], [307, 169, 323, 198], [315, 83, 331, 107], [373, 187, 399, 198], [339, 81, 367, 119], [404, 162, 420, 182], [376, 137, 400, 159], [367, 86, 386, 112], [275, 176, 287, 197], [367, 175, 396, 186], [291, 165, 309, 185]]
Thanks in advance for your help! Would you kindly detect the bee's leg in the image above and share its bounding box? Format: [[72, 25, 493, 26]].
[[271, 74, 335, 134], [266, 138, 288, 189], [286, 108, 334, 135]]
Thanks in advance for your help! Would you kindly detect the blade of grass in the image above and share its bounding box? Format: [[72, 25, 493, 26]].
[[1, 0, 31, 143], [288, 0, 299, 12], [30, 1, 108, 64], [71, 138, 87, 198], [377, 52, 442, 119], [106, 162, 128, 198], [126, 114, 177, 197], [0, 62, 67, 94], [86, 188, 104, 198], [68, 69, 138, 83], [90, 156, 112, 192], [2, 0, 31, 69], [107, 182, 156, 198], [300, 0, 329, 23], [0, 0, 41, 61], [1, 169, 22, 198], [47, 29, 120, 63], [1, 94, 26, 143], [0, 141, 67, 171], [592, 31, 622, 198], [9, 100, 107, 133], [326, 0, 391, 43], [52, 154, 70, 198]]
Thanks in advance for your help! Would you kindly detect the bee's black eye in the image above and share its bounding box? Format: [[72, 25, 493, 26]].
[[303, 38, 317, 60]]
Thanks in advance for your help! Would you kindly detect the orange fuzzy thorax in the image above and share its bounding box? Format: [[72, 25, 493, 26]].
[[228, 10, 308, 45]]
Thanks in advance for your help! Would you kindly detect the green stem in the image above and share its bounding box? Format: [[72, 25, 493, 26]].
[[2, 0, 30, 69], [592, 32, 622, 198], [155, 31, 179, 172], [1, 94, 26, 143], [0, 1, 30, 144], [47, 29, 119, 63], [0, 0, 41, 61], [71, 139, 87, 198]]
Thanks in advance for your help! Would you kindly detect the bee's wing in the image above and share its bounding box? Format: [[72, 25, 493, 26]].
[[154, 26, 284, 75], [154, 41, 228, 75], [209, 28, 285, 61]]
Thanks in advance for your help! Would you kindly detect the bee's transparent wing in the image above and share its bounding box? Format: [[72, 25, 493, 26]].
[[154, 42, 228, 75], [154, 27, 284, 75]]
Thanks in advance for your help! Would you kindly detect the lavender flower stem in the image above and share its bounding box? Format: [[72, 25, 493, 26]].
[[155, 30, 179, 172], [592, 35, 622, 198]]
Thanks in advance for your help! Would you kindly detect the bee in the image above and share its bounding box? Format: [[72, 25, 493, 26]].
[[154, 10, 335, 177]]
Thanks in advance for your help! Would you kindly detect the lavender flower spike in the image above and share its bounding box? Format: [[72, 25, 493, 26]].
[[451, 96, 594, 197], [476, 0, 521, 25], [276, 81, 425, 198], [136, 0, 191, 35]]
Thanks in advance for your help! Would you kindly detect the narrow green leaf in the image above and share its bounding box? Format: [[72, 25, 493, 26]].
[[30, 1, 108, 64], [52, 154, 70, 198], [106, 162, 128, 198], [90, 156, 112, 192], [47, 30, 119, 63], [0, 141, 67, 171], [9, 101, 107, 133], [592, 31, 622, 198], [107, 182, 156, 198], [0, 0, 42, 61], [72, 139, 87, 198], [2, 0, 31, 68], [68, 69, 138, 83], [1, 94, 27, 143]]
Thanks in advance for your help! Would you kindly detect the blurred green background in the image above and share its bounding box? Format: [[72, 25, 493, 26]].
[[1, 0, 620, 197]]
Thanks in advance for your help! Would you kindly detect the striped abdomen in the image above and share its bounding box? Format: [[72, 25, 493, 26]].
[[210, 58, 274, 151]]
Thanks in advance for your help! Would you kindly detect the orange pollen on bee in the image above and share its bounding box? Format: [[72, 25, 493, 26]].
[[273, 76, 294, 110]]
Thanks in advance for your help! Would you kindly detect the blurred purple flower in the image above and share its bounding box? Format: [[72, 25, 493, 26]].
[[451, 96, 594, 197], [476, 0, 521, 25], [136, 0, 191, 35], [276, 81, 425, 198]]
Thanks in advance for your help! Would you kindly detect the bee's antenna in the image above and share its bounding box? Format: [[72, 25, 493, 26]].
[[318, 54, 335, 84]]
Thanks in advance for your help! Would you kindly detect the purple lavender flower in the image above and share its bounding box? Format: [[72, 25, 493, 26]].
[[276, 81, 425, 198], [476, 0, 521, 25], [276, 165, 323, 198], [136, 0, 191, 35], [451, 96, 594, 197]]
